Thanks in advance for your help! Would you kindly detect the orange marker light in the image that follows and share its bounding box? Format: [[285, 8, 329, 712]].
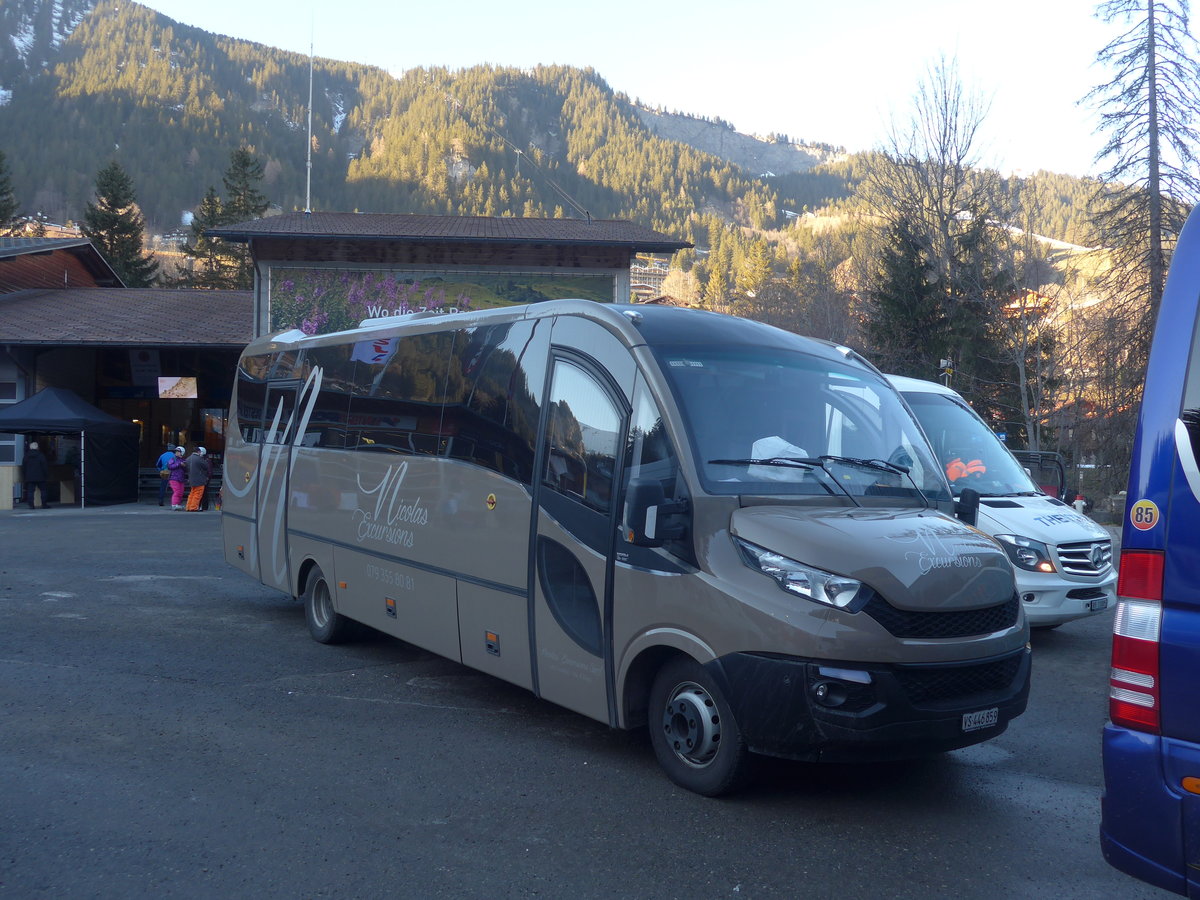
[[1183, 777, 1200, 795], [338, 581, 348, 589]]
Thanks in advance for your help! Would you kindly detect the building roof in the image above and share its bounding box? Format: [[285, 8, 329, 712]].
[[209, 212, 691, 253], [0, 288, 253, 347], [0, 237, 124, 291]]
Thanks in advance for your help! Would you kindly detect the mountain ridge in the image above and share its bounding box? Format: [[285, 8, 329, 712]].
[[0, 0, 1095, 253], [633, 107, 841, 178]]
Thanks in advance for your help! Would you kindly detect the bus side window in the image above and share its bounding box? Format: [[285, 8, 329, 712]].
[[542, 358, 622, 514], [263, 383, 298, 445], [236, 370, 267, 444], [347, 332, 453, 453], [623, 377, 692, 565], [442, 321, 545, 485], [626, 379, 679, 497], [303, 344, 355, 449]]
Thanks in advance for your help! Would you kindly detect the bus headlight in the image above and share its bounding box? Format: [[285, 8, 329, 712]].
[[735, 538, 865, 609], [994, 534, 1056, 573]]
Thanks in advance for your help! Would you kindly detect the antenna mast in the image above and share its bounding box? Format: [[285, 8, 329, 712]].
[[305, 25, 314, 214]]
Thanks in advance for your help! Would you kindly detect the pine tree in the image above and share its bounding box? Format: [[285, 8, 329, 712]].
[[864, 220, 950, 377], [176, 186, 236, 289], [0, 150, 17, 234], [222, 146, 270, 224], [219, 146, 270, 289], [81, 161, 159, 287], [863, 59, 1011, 408]]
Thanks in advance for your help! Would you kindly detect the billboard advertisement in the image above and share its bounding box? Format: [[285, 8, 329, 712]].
[[268, 267, 616, 336]]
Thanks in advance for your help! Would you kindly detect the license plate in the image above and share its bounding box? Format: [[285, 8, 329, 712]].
[[962, 707, 999, 732], [1089, 598, 1109, 611]]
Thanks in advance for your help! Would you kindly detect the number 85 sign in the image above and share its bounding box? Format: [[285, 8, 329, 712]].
[[1130, 499, 1161, 531]]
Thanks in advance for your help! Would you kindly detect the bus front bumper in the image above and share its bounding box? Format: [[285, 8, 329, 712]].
[[712, 647, 1030, 763]]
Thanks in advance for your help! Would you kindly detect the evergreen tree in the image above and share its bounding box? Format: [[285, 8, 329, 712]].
[[81, 160, 159, 287], [220, 146, 270, 289], [863, 59, 1011, 412], [0, 149, 17, 234], [735, 239, 774, 299], [864, 220, 950, 376], [176, 186, 237, 289], [222, 146, 270, 223]]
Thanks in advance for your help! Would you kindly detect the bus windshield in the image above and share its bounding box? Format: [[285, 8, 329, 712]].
[[901, 391, 1039, 498], [656, 346, 950, 504]]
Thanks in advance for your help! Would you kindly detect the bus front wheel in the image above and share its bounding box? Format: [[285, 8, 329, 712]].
[[304, 566, 353, 644], [648, 657, 751, 796]]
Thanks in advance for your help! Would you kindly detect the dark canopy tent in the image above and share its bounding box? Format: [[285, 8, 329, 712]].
[[0, 388, 139, 506]]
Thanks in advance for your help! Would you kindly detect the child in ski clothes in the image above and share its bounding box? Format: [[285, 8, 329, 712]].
[[185, 447, 211, 511], [168, 446, 187, 509], [156, 444, 175, 506]]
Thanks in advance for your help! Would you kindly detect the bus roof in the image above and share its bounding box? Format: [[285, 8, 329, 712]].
[[885, 374, 961, 398], [244, 300, 862, 370]]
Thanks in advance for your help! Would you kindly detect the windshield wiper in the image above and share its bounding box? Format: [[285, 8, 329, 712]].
[[707, 456, 848, 500], [819, 455, 932, 508], [708, 456, 822, 468], [819, 455, 910, 474]]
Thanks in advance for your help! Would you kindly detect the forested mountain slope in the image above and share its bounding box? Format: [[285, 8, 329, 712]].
[[0, 0, 1096, 247]]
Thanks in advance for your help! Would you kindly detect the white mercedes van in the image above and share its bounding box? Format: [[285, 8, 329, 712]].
[[888, 375, 1116, 628]]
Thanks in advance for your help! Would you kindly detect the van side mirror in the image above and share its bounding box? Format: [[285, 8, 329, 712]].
[[624, 478, 689, 547], [955, 487, 980, 528]]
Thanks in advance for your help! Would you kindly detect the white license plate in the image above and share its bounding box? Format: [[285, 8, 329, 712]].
[[1089, 598, 1109, 611], [962, 707, 999, 732]]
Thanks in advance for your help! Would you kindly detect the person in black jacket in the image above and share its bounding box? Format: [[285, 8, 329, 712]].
[[22, 441, 49, 509]]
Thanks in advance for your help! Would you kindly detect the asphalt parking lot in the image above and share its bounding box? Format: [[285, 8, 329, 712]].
[[0, 502, 1168, 899]]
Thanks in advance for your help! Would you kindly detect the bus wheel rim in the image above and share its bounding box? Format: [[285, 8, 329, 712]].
[[313, 581, 331, 628], [661, 681, 721, 767]]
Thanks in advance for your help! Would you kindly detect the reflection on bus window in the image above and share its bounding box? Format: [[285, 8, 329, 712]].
[[656, 347, 949, 503], [543, 360, 622, 514]]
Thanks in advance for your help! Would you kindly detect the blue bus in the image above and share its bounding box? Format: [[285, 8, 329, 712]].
[[1101, 203, 1200, 894]]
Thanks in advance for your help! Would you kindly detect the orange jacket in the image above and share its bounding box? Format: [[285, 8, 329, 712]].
[[945, 457, 987, 481]]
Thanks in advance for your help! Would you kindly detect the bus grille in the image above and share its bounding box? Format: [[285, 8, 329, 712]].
[[894, 653, 1025, 706], [863, 593, 1020, 639], [1056, 539, 1113, 576]]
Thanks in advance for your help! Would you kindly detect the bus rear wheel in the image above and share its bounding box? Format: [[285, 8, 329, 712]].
[[304, 566, 353, 644], [648, 657, 751, 796]]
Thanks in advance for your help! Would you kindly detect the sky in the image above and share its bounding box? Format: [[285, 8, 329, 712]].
[[137, 0, 1126, 177]]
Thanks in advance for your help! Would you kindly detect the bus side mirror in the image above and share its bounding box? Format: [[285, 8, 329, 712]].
[[955, 487, 980, 528], [624, 478, 688, 547]]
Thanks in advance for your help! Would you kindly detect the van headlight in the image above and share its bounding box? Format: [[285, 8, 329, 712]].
[[994, 534, 1056, 573], [735, 538, 865, 609]]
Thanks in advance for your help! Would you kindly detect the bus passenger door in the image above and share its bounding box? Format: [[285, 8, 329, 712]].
[[256, 381, 298, 593], [532, 351, 629, 724]]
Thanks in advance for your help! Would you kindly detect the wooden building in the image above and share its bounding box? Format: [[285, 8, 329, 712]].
[[209, 212, 690, 337]]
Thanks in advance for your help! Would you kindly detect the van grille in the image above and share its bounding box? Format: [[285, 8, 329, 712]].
[[894, 653, 1025, 706], [863, 593, 1020, 639], [1056, 539, 1113, 576]]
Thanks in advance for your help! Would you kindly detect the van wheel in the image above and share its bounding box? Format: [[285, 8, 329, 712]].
[[304, 566, 352, 644], [648, 657, 751, 796]]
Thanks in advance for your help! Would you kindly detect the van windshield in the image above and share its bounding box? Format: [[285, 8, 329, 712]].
[[656, 346, 950, 503], [901, 390, 1039, 498]]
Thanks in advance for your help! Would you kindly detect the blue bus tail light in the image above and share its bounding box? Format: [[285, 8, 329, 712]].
[[1109, 597, 1162, 733], [1116, 549, 1165, 601]]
